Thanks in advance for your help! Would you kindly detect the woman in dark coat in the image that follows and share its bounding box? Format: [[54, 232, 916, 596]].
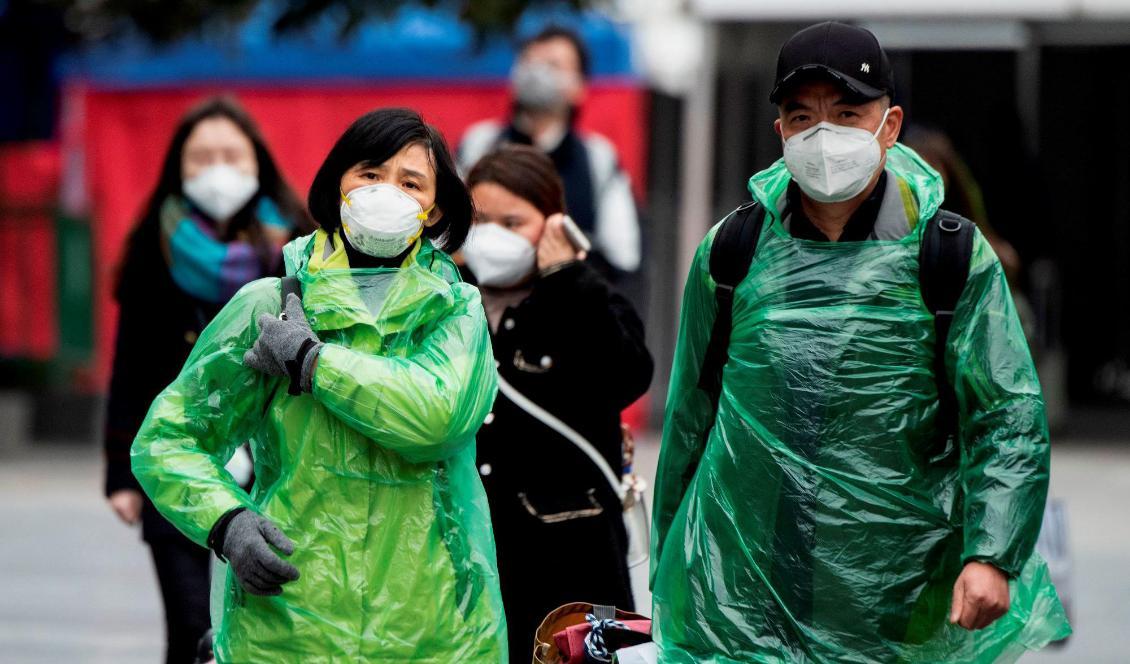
[[462, 145, 653, 661], [102, 96, 309, 664]]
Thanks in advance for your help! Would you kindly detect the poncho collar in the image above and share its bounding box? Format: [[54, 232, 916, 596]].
[[280, 229, 459, 334], [747, 143, 945, 241]]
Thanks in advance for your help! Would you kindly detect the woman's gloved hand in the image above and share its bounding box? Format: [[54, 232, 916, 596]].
[[221, 510, 301, 596], [243, 292, 323, 394]]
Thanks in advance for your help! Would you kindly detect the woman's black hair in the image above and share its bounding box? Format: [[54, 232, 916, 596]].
[[307, 108, 473, 254], [117, 95, 310, 299]]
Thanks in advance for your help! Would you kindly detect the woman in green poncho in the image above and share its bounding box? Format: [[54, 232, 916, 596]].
[[132, 108, 507, 662]]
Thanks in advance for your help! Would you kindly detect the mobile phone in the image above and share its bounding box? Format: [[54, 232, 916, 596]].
[[560, 215, 592, 253]]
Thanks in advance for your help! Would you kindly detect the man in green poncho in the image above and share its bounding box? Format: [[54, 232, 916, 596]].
[[651, 22, 1071, 663]]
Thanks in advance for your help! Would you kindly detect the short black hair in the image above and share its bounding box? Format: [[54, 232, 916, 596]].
[[307, 108, 472, 253], [520, 25, 591, 79]]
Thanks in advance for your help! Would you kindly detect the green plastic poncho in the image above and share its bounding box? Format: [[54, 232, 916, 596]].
[[132, 230, 506, 663], [651, 146, 1070, 663]]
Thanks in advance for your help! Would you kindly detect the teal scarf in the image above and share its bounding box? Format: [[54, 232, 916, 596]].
[[159, 196, 293, 303]]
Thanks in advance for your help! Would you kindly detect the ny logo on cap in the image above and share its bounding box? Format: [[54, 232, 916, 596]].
[[860, 62, 871, 74]]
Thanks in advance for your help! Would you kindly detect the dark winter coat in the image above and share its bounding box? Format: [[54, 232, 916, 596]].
[[474, 261, 653, 660], [102, 214, 289, 541], [103, 220, 227, 541]]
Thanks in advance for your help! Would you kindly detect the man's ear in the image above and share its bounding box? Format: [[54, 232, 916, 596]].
[[773, 117, 783, 138], [882, 106, 904, 149]]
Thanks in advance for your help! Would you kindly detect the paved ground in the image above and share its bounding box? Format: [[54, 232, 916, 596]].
[[0, 444, 163, 663], [1, 438, 1126, 662]]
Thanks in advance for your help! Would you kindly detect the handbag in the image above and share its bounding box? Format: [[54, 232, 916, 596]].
[[533, 602, 651, 664], [496, 373, 650, 570]]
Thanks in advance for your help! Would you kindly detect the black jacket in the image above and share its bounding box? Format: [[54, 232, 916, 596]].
[[103, 221, 226, 541], [474, 261, 653, 659]]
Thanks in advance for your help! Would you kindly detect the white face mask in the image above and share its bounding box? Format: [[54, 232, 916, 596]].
[[462, 223, 537, 288], [340, 184, 432, 258], [183, 164, 259, 222], [511, 61, 573, 112], [782, 109, 890, 203]]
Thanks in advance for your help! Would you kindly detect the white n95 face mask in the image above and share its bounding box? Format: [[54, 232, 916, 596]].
[[340, 184, 432, 258], [183, 164, 259, 222], [511, 62, 572, 112], [782, 109, 890, 203], [462, 223, 537, 288]]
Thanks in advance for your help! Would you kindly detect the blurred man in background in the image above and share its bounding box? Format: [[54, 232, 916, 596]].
[[459, 26, 641, 282]]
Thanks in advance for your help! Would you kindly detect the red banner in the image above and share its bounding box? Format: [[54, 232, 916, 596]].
[[0, 142, 60, 361]]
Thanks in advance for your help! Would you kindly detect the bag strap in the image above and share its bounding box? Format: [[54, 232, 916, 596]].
[[495, 371, 626, 502], [918, 210, 975, 438], [275, 276, 305, 396], [697, 201, 766, 407], [280, 275, 301, 308]]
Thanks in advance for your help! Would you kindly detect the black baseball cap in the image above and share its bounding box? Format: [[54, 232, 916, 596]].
[[769, 22, 894, 104]]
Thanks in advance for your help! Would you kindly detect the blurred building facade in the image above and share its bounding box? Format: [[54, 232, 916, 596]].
[[3, 1, 1130, 441], [637, 3, 1130, 431], [0, 4, 648, 441]]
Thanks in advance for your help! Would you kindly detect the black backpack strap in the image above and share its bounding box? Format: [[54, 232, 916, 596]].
[[278, 276, 306, 395], [697, 201, 766, 407], [919, 210, 976, 438], [280, 275, 301, 309]]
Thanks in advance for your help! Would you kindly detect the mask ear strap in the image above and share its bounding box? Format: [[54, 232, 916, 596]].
[[874, 108, 892, 139], [406, 225, 425, 245], [340, 190, 351, 205], [409, 204, 435, 245], [416, 203, 437, 222]]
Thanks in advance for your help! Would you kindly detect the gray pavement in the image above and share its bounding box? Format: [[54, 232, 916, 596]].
[[0, 445, 163, 663], [1024, 443, 1130, 662], [1, 439, 1127, 662]]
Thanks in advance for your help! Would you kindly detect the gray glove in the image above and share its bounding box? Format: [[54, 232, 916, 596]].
[[243, 293, 323, 394], [221, 510, 300, 596]]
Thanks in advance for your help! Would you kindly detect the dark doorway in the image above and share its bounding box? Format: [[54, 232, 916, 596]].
[[1041, 46, 1130, 404]]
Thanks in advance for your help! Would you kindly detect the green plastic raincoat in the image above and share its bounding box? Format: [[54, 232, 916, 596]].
[[651, 145, 1070, 663], [132, 230, 506, 662]]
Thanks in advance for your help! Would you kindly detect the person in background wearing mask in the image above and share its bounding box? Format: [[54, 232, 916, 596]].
[[462, 145, 653, 661], [651, 22, 1070, 661], [103, 96, 309, 664], [459, 26, 641, 282], [130, 108, 506, 661]]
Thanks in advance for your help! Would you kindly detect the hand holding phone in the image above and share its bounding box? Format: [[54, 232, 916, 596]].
[[559, 214, 591, 253], [537, 213, 589, 272]]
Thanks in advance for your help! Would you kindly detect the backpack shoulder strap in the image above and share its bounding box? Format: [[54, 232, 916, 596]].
[[696, 201, 766, 405], [920, 210, 975, 318], [262, 276, 304, 405], [280, 275, 301, 309], [919, 209, 976, 437]]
